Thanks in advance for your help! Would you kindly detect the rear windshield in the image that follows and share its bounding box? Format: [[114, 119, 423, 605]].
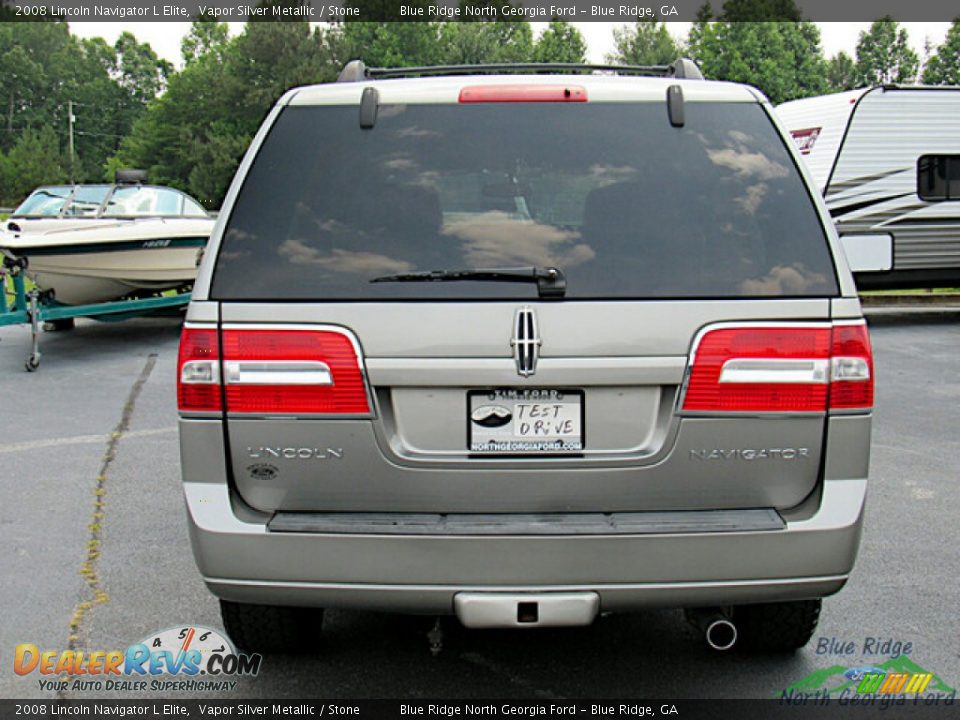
[[211, 101, 838, 300]]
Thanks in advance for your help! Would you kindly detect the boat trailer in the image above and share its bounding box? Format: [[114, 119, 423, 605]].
[[1, 251, 190, 371]]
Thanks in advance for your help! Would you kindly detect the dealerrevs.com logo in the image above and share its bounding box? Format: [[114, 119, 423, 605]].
[[14, 625, 262, 693]]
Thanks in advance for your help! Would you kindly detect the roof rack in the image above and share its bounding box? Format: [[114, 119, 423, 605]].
[[337, 58, 704, 83]]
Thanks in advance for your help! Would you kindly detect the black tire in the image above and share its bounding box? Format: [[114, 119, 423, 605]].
[[219, 599, 323, 654], [734, 599, 821, 652], [43, 318, 75, 332]]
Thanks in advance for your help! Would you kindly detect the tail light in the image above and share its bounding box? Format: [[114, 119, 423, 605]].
[[178, 326, 221, 413], [829, 321, 874, 409], [681, 321, 873, 413], [177, 325, 369, 416]]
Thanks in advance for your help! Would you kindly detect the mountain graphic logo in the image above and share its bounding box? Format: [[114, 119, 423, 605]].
[[781, 656, 956, 699]]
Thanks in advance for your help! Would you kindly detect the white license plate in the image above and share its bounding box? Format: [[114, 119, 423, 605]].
[[468, 389, 584, 454]]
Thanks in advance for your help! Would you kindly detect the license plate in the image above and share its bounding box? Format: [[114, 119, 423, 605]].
[[468, 389, 584, 454]]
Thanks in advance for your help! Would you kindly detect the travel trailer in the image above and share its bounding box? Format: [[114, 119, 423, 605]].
[[777, 86, 960, 289]]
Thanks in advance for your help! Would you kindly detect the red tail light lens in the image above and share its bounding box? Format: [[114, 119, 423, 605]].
[[682, 322, 873, 413], [459, 85, 587, 103], [221, 328, 369, 415], [830, 322, 874, 409], [177, 326, 221, 413], [683, 326, 831, 412]]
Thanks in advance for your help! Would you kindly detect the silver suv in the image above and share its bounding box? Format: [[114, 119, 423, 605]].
[[178, 59, 873, 654]]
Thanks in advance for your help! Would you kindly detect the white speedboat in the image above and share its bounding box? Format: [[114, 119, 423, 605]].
[[1, 183, 215, 305]]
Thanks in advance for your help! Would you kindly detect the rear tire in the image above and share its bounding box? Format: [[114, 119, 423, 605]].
[[219, 599, 323, 654], [734, 599, 821, 652]]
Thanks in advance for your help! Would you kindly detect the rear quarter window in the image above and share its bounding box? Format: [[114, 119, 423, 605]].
[[211, 100, 838, 300]]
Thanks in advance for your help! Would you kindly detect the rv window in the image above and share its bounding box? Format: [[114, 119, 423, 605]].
[[918, 155, 960, 201]]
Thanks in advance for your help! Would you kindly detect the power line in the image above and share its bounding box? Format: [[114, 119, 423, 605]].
[[75, 129, 127, 139]]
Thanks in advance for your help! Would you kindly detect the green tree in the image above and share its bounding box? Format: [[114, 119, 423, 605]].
[[923, 19, 960, 84], [687, 2, 714, 52], [187, 122, 253, 206], [182, 18, 231, 66], [439, 21, 534, 64], [827, 51, 857, 91], [114, 31, 172, 105], [229, 17, 334, 118], [337, 22, 442, 67], [112, 16, 341, 207], [532, 21, 587, 64], [1, 127, 66, 205], [854, 17, 919, 85], [0, 44, 43, 136], [606, 19, 682, 65], [0, 22, 166, 184], [688, 21, 827, 103]]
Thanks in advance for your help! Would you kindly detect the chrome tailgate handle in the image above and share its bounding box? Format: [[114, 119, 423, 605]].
[[223, 361, 333, 385]]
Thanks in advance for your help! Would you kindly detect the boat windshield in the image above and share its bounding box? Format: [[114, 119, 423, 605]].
[[102, 186, 208, 218], [64, 185, 112, 216], [12, 186, 74, 217], [12, 185, 209, 219]]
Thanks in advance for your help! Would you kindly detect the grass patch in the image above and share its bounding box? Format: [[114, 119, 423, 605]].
[[860, 288, 960, 295], [0, 214, 8, 221], [3, 267, 35, 307]]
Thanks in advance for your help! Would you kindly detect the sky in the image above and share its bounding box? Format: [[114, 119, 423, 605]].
[[68, 21, 953, 68]]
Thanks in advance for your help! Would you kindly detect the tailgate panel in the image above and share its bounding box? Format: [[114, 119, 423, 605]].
[[221, 300, 830, 514], [229, 417, 824, 513]]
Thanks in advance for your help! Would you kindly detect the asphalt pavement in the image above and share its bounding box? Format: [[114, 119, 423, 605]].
[[1, 311, 958, 700]]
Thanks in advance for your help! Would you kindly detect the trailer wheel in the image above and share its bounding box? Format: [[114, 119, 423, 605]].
[[25, 355, 40, 372], [43, 318, 75, 332]]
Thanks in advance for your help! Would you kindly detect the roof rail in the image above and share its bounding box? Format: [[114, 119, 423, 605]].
[[336, 58, 704, 83]]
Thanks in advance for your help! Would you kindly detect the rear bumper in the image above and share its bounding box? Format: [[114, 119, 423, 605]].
[[183, 478, 866, 613]]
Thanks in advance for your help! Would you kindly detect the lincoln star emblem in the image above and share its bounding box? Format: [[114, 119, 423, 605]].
[[511, 306, 540, 377]]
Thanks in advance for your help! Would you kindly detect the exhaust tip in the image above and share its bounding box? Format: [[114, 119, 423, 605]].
[[705, 618, 737, 651]]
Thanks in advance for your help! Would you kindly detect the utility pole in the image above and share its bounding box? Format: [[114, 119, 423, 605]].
[[67, 100, 75, 184]]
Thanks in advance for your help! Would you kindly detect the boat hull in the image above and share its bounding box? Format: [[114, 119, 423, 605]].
[[24, 244, 205, 305], [1, 218, 213, 305]]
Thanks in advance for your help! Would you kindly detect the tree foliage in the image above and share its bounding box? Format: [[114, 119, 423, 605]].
[[854, 17, 919, 85], [827, 51, 857, 92], [0, 21, 161, 203], [688, 20, 828, 104], [112, 18, 340, 207], [339, 21, 442, 67], [606, 19, 682, 65], [923, 18, 960, 85], [439, 21, 534, 64], [0, 126, 66, 203], [182, 18, 231, 66], [533, 21, 586, 64]]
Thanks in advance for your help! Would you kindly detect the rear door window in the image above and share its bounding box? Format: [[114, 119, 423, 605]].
[[211, 101, 838, 300]]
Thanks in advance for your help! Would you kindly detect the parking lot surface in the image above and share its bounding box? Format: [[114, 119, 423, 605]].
[[1, 312, 958, 699]]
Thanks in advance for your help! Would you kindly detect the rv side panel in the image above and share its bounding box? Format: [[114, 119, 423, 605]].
[[828, 88, 960, 279], [777, 89, 866, 192]]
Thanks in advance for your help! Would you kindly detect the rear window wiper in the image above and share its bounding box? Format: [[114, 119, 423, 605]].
[[371, 266, 566, 298]]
